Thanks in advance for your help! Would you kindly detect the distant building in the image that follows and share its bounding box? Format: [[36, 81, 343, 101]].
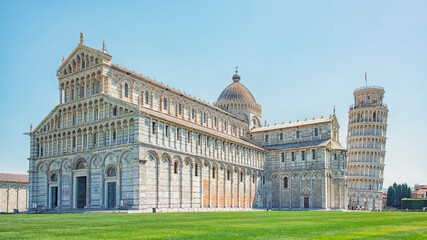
[[0, 173, 29, 213], [411, 184, 427, 199], [382, 191, 387, 207]]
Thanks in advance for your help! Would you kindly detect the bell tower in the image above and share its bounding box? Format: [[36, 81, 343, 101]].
[[347, 85, 388, 211]]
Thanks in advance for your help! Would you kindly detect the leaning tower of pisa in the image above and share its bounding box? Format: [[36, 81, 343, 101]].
[[347, 86, 388, 211]]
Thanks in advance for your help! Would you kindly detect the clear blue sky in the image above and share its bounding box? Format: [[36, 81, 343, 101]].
[[0, 0, 425, 188]]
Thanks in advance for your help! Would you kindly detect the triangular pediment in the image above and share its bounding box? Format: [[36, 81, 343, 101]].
[[331, 115, 340, 129], [57, 44, 112, 78], [32, 94, 138, 135]]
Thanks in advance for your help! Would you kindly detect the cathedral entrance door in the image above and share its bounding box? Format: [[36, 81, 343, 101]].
[[76, 176, 86, 209], [50, 186, 58, 209], [304, 197, 309, 208], [107, 182, 116, 208]]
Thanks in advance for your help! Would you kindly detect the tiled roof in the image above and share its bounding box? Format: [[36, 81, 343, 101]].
[[262, 139, 346, 151], [331, 140, 346, 150], [412, 189, 427, 195], [139, 106, 265, 151], [251, 117, 335, 133], [217, 81, 257, 104], [0, 173, 29, 183], [262, 139, 330, 151]]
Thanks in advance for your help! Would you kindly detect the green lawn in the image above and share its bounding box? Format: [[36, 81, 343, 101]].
[[0, 211, 426, 239]]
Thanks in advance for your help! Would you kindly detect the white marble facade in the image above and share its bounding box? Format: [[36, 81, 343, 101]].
[[347, 87, 388, 211], [28, 40, 349, 212], [251, 118, 347, 210]]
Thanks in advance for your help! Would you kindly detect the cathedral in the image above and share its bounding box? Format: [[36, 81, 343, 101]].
[[28, 37, 387, 212]]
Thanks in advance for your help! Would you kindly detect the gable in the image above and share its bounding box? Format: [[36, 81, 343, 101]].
[[32, 94, 138, 135], [57, 44, 112, 78]]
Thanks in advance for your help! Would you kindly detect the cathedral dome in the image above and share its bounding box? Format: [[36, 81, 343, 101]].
[[217, 71, 257, 104]]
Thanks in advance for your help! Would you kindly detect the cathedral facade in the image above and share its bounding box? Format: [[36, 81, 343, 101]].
[[28, 39, 352, 213]]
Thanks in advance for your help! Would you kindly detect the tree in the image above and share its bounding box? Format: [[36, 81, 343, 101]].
[[406, 186, 412, 198], [386, 183, 412, 209], [386, 187, 393, 206]]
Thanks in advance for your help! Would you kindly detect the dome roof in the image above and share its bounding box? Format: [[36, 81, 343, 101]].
[[217, 71, 257, 104]]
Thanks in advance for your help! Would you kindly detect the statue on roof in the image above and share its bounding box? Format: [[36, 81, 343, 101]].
[[102, 41, 107, 53], [80, 33, 84, 45]]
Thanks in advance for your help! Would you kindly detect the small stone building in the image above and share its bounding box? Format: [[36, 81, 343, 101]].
[[0, 173, 29, 213], [411, 185, 427, 199]]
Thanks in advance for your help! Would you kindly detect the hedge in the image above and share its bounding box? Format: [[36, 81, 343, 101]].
[[401, 198, 427, 209]]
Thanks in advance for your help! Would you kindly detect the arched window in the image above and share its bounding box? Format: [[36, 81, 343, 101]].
[[80, 85, 84, 98], [152, 121, 157, 134], [252, 118, 256, 126], [284, 177, 288, 188], [112, 130, 116, 141], [124, 83, 128, 98], [212, 166, 216, 179], [174, 161, 178, 174], [195, 163, 198, 176], [144, 91, 149, 104], [240, 172, 243, 182], [106, 166, 117, 177], [75, 160, 86, 170], [163, 98, 167, 111], [177, 128, 182, 140], [165, 125, 169, 138], [227, 170, 230, 180], [93, 132, 97, 146], [51, 173, 58, 182]]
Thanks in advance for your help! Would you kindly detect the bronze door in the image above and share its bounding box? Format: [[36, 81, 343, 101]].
[[76, 176, 86, 209], [304, 197, 309, 208], [107, 182, 116, 208], [50, 186, 58, 208]]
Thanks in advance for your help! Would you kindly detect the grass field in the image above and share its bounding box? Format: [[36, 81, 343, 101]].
[[0, 211, 426, 239]]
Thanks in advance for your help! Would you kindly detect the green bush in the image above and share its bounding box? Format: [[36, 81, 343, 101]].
[[401, 198, 427, 209]]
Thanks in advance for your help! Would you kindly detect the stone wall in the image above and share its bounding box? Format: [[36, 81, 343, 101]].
[[0, 183, 28, 213]]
